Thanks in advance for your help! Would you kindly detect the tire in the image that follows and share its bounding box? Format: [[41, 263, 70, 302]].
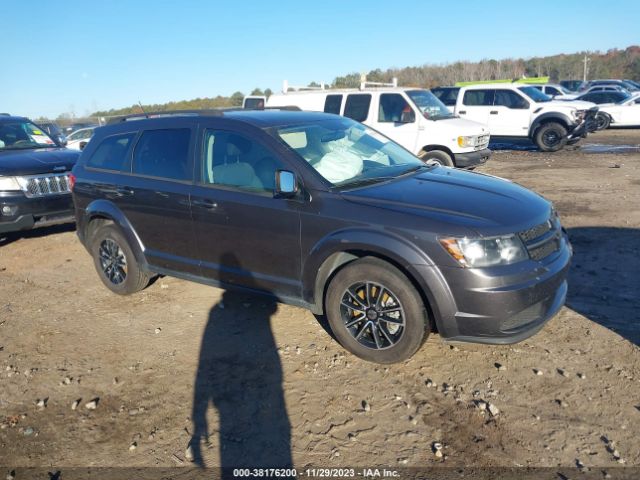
[[90, 224, 150, 295], [418, 149, 454, 167], [325, 257, 430, 364], [534, 122, 568, 152], [594, 112, 611, 131]]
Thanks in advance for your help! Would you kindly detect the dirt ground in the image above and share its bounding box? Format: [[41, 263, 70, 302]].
[[1, 129, 639, 476]]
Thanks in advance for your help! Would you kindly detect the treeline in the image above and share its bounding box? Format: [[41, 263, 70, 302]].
[[89, 46, 639, 117]]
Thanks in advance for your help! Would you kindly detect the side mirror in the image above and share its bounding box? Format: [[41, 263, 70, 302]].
[[275, 170, 298, 198], [400, 108, 415, 123]]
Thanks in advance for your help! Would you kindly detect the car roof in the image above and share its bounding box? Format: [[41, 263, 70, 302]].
[[461, 83, 528, 90], [0, 115, 30, 123], [98, 109, 346, 134]]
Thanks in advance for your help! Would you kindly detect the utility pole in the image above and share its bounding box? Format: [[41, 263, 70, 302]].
[[583, 55, 590, 82]]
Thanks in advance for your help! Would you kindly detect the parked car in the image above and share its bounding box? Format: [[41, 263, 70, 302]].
[[582, 79, 639, 93], [430, 86, 460, 112], [36, 121, 67, 146], [65, 127, 95, 150], [559, 80, 586, 92], [0, 115, 79, 235], [573, 90, 632, 105], [585, 92, 640, 129], [72, 109, 572, 363], [454, 83, 598, 151], [250, 80, 491, 169]]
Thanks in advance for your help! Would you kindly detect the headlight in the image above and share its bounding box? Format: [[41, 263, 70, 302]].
[[573, 109, 586, 121], [440, 235, 528, 267], [0, 176, 22, 191], [457, 135, 476, 148]]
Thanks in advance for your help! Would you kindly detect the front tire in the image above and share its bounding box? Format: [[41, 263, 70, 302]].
[[90, 224, 150, 295], [534, 122, 568, 152], [594, 112, 611, 131], [325, 257, 430, 364], [418, 149, 454, 167]]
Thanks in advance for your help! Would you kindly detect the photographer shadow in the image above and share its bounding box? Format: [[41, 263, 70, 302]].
[[189, 253, 292, 472]]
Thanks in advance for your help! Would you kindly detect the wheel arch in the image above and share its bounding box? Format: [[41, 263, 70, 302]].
[[418, 144, 455, 160], [529, 113, 573, 137]]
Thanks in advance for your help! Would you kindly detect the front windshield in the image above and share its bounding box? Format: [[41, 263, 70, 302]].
[[518, 86, 552, 102], [0, 120, 57, 150], [273, 117, 424, 187], [406, 90, 454, 119]]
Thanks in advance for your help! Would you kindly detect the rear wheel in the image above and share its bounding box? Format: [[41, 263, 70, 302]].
[[418, 149, 454, 167], [90, 224, 150, 295], [325, 257, 430, 364], [534, 122, 568, 152]]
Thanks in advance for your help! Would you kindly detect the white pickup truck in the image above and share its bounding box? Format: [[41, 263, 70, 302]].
[[246, 80, 491, 168], [453, 83, 599, 151]]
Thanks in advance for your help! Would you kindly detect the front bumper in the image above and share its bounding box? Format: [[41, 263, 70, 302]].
[[0, 191, 75, 234], [568, 107, 599, 138], [453, 148, 492, 169], [423, 233, 572, 344]]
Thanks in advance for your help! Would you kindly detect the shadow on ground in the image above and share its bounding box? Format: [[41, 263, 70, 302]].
[[0, 223, 76, 247], [566, 227, 640, 346], [189, 253, 292, 474]]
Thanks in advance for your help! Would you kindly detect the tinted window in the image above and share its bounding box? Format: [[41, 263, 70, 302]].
[[635, 98, 640, 104], [344, 94, 371, 122], [462, 89, 494, 106], [202, 130, 282, 192], [494, 90, 528, 109], [132, 129, 191, 181], [378, 94, 413, 122], [244, 97, 265, 109], [86, 133, 135, 171], [324, 94, 343, 114], [547, 86, 560, 96], [431, 87, 459, 106]]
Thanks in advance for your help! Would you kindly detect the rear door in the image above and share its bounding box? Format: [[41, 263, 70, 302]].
[[489, 89, 531, 136], [120, 123, 198, 273], [190, 121, 302, 299], [458, 89, 494, 127]]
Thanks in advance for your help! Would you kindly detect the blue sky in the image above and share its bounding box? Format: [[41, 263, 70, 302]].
[[3, 0, 639, 118]]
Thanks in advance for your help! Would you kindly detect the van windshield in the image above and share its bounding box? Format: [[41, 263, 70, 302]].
[[406, 90, 454, 119], [273, 117, 424, 188]]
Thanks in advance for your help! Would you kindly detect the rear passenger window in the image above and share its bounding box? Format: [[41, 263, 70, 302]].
[[132, 129, 191, 181], [344, 94, 371, 122], [324, 95, 343, 114], [86, 133, 135, 171], [463, 90, 495, 106]]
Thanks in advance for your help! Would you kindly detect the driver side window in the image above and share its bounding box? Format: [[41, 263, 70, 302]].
[[494, 90, 529, 109]]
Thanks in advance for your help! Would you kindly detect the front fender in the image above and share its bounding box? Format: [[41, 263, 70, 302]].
[[529, 112, 575, 137], [302, 228, 456, 333], [81, 200, 146, 266]]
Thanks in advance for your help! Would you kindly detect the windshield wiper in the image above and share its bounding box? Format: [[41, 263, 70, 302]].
[[336, 165, 429, 190]]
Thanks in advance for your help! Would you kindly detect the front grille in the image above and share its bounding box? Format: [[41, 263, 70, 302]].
[[474, 134, 490, 151], [20, 174, 72, 198], [519, 217, 561, 262]]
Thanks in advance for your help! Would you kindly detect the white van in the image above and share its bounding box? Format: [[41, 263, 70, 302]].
[[246, 80, 491, 168]]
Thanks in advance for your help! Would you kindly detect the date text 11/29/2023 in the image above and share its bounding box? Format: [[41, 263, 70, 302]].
[[232, 468, 401, 478]]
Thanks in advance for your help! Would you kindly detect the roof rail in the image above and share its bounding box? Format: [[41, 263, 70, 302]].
[[107, 109, 225, 124], [359, 74, 398, 90], [282, 80, 326, 93]]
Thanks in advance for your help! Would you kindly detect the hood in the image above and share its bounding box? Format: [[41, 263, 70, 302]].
[[548, 99, 596, 110], [0, 147, 80, 176], [341, 166, 552, 236], [432, 116, 490, 136]]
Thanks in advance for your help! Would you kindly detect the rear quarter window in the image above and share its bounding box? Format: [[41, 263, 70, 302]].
[[85, 133, 136, 171]]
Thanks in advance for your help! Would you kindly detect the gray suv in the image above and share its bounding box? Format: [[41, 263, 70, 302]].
[[72, 110, 572, 363]]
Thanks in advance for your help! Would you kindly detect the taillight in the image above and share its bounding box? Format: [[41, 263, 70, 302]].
[[68, 173, 76, 191]]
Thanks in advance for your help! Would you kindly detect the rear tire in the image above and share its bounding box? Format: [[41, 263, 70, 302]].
[[90, 224, 150, 295], [534, 122, 568, 152], [418, 149, 454, 167], [325, 257, 430, 364]]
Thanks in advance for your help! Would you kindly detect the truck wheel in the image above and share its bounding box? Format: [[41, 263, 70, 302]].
[[325, 257, 430, 364], [534, 122, 568, 152], [90, 224, 150, 295], [594, 112, 611, 131], [418, 149, 454, 167]]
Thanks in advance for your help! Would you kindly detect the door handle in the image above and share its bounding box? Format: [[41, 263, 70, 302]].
[[490, 111, 498, 115], [192, 199, 218, 209], [116, 186, 134, 195], [458, 110, 466, 114]]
